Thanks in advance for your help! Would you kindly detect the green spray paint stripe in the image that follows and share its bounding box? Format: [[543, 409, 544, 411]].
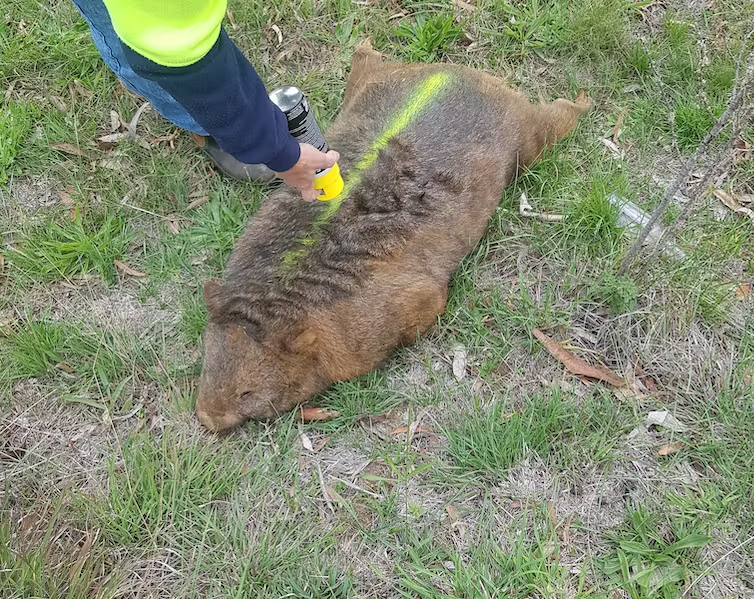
[[280, 71, 454, 270]]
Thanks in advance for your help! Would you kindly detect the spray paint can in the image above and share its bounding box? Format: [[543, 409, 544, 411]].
[[268, 85, 344, 201]]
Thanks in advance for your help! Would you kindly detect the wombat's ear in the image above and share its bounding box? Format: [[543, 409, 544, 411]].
[[203, 279, 226, 315]]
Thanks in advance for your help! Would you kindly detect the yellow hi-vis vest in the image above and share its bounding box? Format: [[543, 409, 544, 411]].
[[102, 0, 227, 67]]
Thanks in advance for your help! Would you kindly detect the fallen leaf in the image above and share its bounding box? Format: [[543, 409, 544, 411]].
[[300, 433, 314, 452], [445, 505, 467, 538], [733, 138, 752, 163], [533, 328, 626, 387], [735, 282, 750, 299], [226, 8, 236, 26], [645, 410, 688, 433], [185, 195, 210, 211], [49, 142, 87, 157], [312, 436, 330, 452], [127, 101, 151, 135], [713, 189, 754, 221], [299, 407, 340, 422], [452, 0, 477, 10], [97, 132, 128, 144], [58, 191, 74, 205], [271, 23, 283, 45], [71, 80, 93, 98], [452, 345, 467, 381], [168, 218, 181, 234], [546, 500, 558, 529], [738, 194, 754, 205], [18, 512, 42, 536], [68, 530, 97, 583], [49, 95, 67, 112], [657, 441, 683, 457], [114, 260, 146, 277], [612, 108, 629, 143], [109, 110, 121, 133], [601, 137, 623, 158], [56, 363, 74, 374], [390, 425, 434, 436], [510, 500, 522, 509]]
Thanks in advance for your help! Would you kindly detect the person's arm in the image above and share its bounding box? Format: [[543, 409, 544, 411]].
[[101, 0, 300, 172]]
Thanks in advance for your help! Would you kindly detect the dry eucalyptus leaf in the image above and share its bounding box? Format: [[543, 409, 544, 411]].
[[186, 195, 210, 211], [300, 433, 314, 452], [533, 328, 626, 387], [69, 530, 97, 583], [299, 407, 340, 422], [168, 218, 181, 234], [657, 442, 683, 457], [452, 345, 467, 381], [645, 410, 688, 432], [612, 108, 629, 143], [452, 0, 477, 10], [114, 260, 146, 277], [713, 189, 754, 221], [271, 23, 283, 45], [49, 142, 87, 157], [97, 132, 128, 144], [390, 425, 434, 436], [736, 282, 751, 299], [110, 110, 121, 133], [601, 137, 623, 158]]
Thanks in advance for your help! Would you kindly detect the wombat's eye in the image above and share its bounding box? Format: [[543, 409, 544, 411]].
[[239, 391, 252, 402]]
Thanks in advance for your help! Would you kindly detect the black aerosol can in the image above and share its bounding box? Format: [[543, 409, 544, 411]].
[[268, 86, 344, 201]]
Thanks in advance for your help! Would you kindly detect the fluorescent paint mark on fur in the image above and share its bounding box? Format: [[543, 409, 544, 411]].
[[280, 71, 453, 270]]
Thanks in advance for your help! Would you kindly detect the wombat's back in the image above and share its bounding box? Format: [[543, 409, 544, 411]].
[[215, 54, 588, 336], [196, 43, 592, 430]]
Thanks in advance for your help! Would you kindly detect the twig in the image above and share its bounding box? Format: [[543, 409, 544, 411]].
[[618, 38, 754, 274], [317, 464, 335, 515], [680, 535, 754, 598], [657, 105, 753, 248], [329, 476, 383, 499], [519, 193, 564, 222]]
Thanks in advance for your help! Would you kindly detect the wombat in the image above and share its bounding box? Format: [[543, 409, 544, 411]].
[[195, 39, 592, 432]]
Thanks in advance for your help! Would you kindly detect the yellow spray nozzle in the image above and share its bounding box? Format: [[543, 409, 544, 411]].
[[313, 162, 344, 201]]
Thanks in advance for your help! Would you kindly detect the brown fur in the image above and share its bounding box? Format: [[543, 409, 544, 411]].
[[195, 39, 592, 432]]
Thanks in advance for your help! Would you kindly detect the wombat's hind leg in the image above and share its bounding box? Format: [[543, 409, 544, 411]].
[[542, 90, 593, 143], [399, 280, 448, 345], [343, 38, 389, 109]]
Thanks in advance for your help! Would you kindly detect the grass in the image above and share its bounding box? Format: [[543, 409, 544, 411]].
[[2, 0, 754, 596]]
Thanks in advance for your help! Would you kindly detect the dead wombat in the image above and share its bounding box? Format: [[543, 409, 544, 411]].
[[195, 39, 592, 432]]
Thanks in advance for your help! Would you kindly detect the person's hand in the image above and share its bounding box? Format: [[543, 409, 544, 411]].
[[275, 143, 340, 202]]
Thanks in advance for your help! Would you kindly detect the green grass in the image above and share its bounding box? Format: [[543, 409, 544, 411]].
[[444, 392, 576, 478], [598, 506, 711, 599], [8, 209, 134, 285], [98, 429, 247, 545], [2, 0, 754, 595], [393, 13, 463, 62]]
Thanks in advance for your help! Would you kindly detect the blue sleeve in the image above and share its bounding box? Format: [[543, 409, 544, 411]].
[[119, 28, 301, 173]]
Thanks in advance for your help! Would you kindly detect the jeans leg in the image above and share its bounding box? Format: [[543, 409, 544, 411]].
[[71, 0, 208, 135]]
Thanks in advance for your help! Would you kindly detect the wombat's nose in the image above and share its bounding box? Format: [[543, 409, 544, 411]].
[[195, 404, 244, 432]]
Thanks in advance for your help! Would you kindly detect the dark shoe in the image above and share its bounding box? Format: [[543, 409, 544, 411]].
[[192, 133, 277, 183]]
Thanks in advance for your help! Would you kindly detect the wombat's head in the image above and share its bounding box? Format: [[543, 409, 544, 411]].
[[195, 280, 326, 432]]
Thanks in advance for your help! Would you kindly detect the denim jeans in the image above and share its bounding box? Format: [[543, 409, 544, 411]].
[[71, 0, 208, 135]]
